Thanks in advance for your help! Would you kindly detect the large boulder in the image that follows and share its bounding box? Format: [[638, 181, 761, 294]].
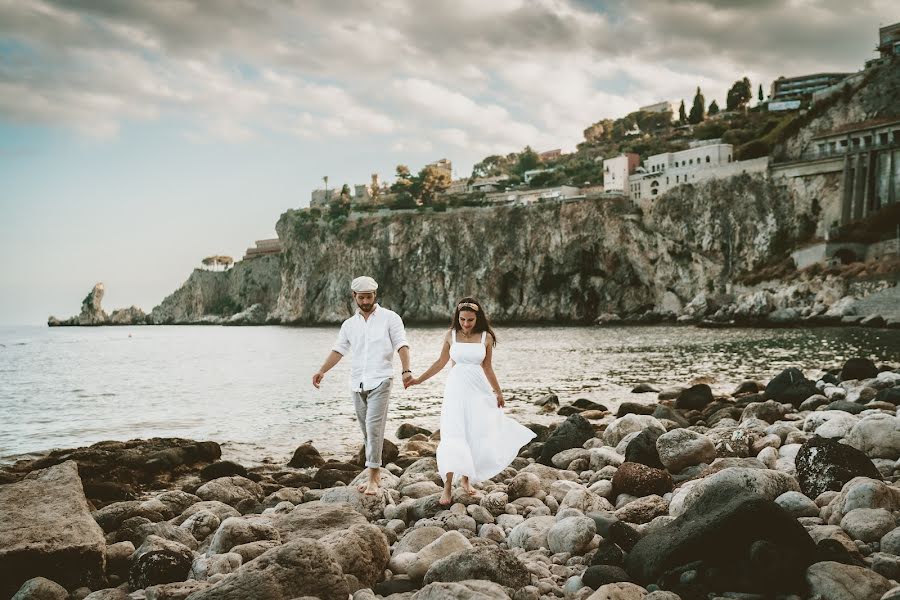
[[411, 580, 511, 599], [656, 429, 716, 473], [795, 436, 882, 499], [671, 467, 799, 517], [625, 495, 816, 596], [0, 461, 106, 597], [269, 501, 367, 543], [408, 531, 473, 581], [319, 485, 388, 520], [846, 414, 900, 460], [183, 538, 349, 600], [624, 429, 663, 469], [840, 358, 878, 382], [195, 477, 264, 512], [423, 546, 530, 588], [287, 442, 326, 468], [765, 368, 818, 407], [207, 517, 280, 555], [11, 577, 69, 600], [507, 516, 557, 551], [824, 477, 900, 525], [539, 414, 595, 465], [675, 384, 713, 410], [547, 516, 597, 554], [319, 523, 390, 588], [603, 414, 665, 448], [129, 535, 194, 589]]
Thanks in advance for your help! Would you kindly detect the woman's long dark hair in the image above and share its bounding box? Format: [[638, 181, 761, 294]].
[[451, 296, 497, 346]]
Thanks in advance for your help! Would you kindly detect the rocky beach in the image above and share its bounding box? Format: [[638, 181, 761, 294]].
[[3, 357, 900, 600]]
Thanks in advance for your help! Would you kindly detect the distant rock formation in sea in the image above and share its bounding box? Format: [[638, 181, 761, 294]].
[[48, 283, 147, 327]]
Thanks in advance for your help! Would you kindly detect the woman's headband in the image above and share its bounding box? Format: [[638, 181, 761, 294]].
[[457, 302, 479, 312]]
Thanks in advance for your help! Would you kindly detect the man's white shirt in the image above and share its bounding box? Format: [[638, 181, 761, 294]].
[[333, 304, 409, 392]]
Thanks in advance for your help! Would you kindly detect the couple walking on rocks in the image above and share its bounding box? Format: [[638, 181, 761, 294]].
[[312, 275, 535, 505]]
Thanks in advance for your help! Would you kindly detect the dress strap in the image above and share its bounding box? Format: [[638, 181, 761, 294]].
[[481, 331, 486, 344], [452, 329, 456, 344]]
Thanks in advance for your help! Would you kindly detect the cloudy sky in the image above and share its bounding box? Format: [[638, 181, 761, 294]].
[[0, 0, 893, 324]]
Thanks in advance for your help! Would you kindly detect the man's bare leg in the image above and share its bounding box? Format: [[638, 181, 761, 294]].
[[439, 473, 453, 506], [363, 467, 381, 495]]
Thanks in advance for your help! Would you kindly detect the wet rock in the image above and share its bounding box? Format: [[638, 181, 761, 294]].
[[191, 552, 242, 581], [627, 494, 815, 595], [805, 561, 893, 600], [408, 531, 473, 580], [508, 516, 556, 551], [590, 538, 625, 567], [207, 516, 280, 555], [841, 358, 879, 382], [132, 520, 199, 550], [195, 477, 264, 512], [184, 538, 350, 600], [287, 442, 326, 468], [611, 462, 673, 498], [840, 508, 896, 543], [631, 383, 659, 394], [11, 577, 68, 600], [846, 414, 900, 459], [270, 500, 368, 542], [145, 580, 210, 599], [547, 516, 597, 554], [675, 384, 713, 410], [656, 429, 715, 473], [795, 436, 882, 499], [765, 368, 819, 407], [741, 400, 786, 424], [0, 461, 106, 597], [313, 461, 365, 487], [825, 478, 900, 525], [398, 424, 432, 439], [129, 535, 193, 589], [539, 414, 595, 466], [199, 461, 247, 481], [624, 429, 663, 470], [320, 523, 390, 588], [423, 545, 530, 588], [355, 439, 399, 467]]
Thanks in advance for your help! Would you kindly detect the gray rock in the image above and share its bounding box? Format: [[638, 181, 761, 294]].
[[207, 517, 280, 555], [805, 561, 893, 600], [183, 538, 349, 600], [395, 526, 446, 556], [423, 546, 530, 588], [11, 577, 68, 600], [614, 495, 669, 524], [670, 467, 799, 517], [586, 582, 648, 599], [604, 414, 665, 448], [408, 531, 473, 581], [270, 501, 368, 543], [190, 553, 242, 581], [871, 552, 900, 580], [179, 510, 221, 542], [195, 477, 264, 512], [881, 527, 900, 556], [82, 589, 129, 600], [547, 516, 596, 554], [826, 478, 900, 525], [840, 508, 897, 543], [0, 461, 106, 596], [320, 523, 390, 588], [507, 516, 557, 551], [506, 473, 542, 500], [656, 429, 716, 473], [774, 491, 820, 518], [411, 579, 511, 599], [145, 580, 211, 600], [171, 501, 240, 526], [319, 485, 388, 520], [129, 535, 193, 589], [847, 414, 900, 459]]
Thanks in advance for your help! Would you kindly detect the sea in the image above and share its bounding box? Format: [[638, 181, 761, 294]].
[[1, 324, 898, 466]]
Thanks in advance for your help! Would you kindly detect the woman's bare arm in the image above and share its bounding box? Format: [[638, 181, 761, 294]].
[[411, 331, 452, 385], [482, 334, 504, 407]]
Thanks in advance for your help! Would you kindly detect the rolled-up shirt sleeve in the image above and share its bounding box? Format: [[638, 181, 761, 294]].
[[389, 312, 409, 353], [333, 322, 351, 355]]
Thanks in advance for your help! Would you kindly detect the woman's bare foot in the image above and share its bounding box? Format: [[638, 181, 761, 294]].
[[460, 477, 477, 496], [438, 491, 452, 506]]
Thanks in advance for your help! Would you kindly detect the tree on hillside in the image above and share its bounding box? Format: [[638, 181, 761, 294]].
[[678, 99, 688, 124], [391, 164, 413, 192], [708, 99, 720, 115], [515, 146, 540, 176], [689, 87, 705, 124], [340, 184, 351, 203], [758, 84, 764, 102], [472, 155, 508, 178], [726, 77, 752, 111], [415, 164, 451, 206]]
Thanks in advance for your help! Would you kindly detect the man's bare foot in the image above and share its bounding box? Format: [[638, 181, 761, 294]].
[[363, 480, 380, 496], [438, 491, 452, 507]]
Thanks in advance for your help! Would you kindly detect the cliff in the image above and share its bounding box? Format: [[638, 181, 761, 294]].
[[48, 283, 148, 326], [271, 174, 815, 324], [149, 255, 281, 324]]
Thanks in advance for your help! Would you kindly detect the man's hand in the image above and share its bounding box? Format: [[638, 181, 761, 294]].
[[402, 372, 413, 389], [312, 372, 325, 388]]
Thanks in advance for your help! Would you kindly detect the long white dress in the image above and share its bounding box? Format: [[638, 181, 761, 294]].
[[436, 330, 537, 484]]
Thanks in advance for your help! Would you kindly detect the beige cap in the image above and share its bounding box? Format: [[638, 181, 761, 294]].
[[351, 276, 378, 293]]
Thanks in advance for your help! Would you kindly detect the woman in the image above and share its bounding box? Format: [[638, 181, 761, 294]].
[[407, 297, 536, 506]]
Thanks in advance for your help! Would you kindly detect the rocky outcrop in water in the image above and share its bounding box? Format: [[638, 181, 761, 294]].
[[149, 255, 280, 325]]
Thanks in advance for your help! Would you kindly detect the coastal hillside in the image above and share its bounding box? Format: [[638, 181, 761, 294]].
[[272, 174, 807, 324]]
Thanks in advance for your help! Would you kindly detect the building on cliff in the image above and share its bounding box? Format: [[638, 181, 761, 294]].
[[426, 158, 452, 180], [877, 21, 900, 59], [601, 153, 640, 195], [625, 141, 769, 203], [310, 188, 338, 207], [243, 238, 282, 260], [485, 185, 582, 205], [639, 101, 676, 117], [769, 72, 852, 103]]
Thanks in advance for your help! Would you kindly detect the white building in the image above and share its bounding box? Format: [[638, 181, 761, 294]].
[[523, 168, 555, 184], [602, 154, 640, 195], [639, 101, 676, 115], [628, 141, 768, 202], [470, 175, 509, 193], [445, 178, 471, 195], [486, 185, 582, 205]]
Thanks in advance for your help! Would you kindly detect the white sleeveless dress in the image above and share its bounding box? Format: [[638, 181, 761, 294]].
[[436, 330, 537, 484]]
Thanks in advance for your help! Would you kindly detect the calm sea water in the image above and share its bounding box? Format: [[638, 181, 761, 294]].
[[1, 325, 898, 466]]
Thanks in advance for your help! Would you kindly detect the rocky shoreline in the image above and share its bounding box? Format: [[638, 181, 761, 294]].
[[3, 358, 900, 600]]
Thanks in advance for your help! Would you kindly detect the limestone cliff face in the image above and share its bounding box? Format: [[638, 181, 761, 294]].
[[149, 255, 281, 324], [272, 176, 809, 324]]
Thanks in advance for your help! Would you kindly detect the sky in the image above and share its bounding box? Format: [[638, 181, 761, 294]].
[[0, 0, 894, 325]]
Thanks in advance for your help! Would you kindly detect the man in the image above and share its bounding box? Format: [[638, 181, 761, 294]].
[[312, 276, 412, 495]]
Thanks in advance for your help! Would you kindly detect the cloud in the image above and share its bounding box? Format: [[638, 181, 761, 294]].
[[0, 0, 891, 158]]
